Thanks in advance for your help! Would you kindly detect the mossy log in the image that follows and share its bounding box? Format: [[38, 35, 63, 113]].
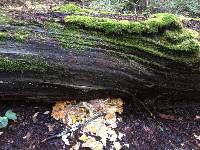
[[0, 5, 200, 102]]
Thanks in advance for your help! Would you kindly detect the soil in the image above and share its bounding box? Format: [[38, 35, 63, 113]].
[[0, 100, 199, 150]]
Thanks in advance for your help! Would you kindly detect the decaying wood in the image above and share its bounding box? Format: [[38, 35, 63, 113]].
[[0, 10, 199, 102]]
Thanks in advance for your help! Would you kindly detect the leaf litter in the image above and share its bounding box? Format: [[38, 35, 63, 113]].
[[51, 98, 129, 150]]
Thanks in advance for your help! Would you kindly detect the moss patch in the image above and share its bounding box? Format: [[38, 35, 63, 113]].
[[0, 30, 31, 42], [54, 26, 198, 64], [1, 5, 199, 66], [0, 32, 7, 41], [62, 13, 199, 63], [164, 29, 199, 42], [44, 21, 64, 33], [0, 11, 12, 24], [14, 31, 31, 42], [64, 13, 182, 34], [0, 55, 50, 72]]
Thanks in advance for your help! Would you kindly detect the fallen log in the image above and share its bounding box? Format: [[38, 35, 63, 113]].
[[0, 4, 199, 102]]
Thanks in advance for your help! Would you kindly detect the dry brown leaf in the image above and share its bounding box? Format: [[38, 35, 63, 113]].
[[51, 98, 125, 149], [51, 100, 76, 123], [105, 113, 115, 120]]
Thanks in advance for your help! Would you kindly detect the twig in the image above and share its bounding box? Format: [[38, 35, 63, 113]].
[[135, 98, 167, 130], [42, 112, 106, 143]]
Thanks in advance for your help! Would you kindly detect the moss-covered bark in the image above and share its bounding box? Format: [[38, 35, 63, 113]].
[[0, 4, 200, 101]]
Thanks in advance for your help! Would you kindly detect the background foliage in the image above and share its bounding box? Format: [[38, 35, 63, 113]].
[[88, 0, 200, 17], [0, 0, 199, 17], [148, 0, 200, 17]]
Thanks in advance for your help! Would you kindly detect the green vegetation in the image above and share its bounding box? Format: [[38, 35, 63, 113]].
[[0, 110, 17, 129], [0, 56, 49, 72], [0, 3, 199, 67], [44, 21, 64, 33], [0, 30, 31, 42], [0, 31, 7, 40], [56, 3, 82, 13], [53, 7, 199, 64], [63, 12, 199, 59], [164, 29, 199, 42], [14, 30, 31, 42], [149, 0, 200, 17], [0, 11, 12, 24], [0, 11, 32, 42], [53, 25, 199, 64], [64, 13, 182, 34]]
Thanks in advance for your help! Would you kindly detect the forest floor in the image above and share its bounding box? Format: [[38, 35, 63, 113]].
[[0, 99, 199, 150]]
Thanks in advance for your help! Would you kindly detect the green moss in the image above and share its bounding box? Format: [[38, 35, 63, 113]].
[[58, 27, 95, 50], [0, 30, 31, 42], [61, 12, 200, 64], [143, 37, 199, 57], [164, 28, 199, 42], [0, 56, 49, 72], [0, 12, 12, 24], [44, 21, 64, 33], [145, 13, 182, 32], [14, 31, 30, 42], [56, 24, 199, 64], [38, 8, 200, 65], [0, 32, 7, 41], [64, 13, 182, 35]]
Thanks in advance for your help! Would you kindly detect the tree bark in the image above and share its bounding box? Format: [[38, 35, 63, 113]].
[[0, 10, 199, 102]]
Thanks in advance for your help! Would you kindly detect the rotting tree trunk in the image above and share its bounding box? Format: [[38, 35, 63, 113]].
[[0, 5, 200, 102]]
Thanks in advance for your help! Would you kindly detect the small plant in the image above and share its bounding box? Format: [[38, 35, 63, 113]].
[[0, 110, 17, 129]]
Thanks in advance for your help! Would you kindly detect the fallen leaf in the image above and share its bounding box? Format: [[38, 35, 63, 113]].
[[51, 98, 125, 149], [51, 100, 76, 123], [0, 117, 8, 128], [79, 134, 89, 142], [5, 110, 17, 121], [113, 142, 122, 150], [82, 136, 103, 150], [105, 113, 115, 120]]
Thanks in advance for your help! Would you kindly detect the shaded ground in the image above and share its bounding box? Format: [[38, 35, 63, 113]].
[[0, 100, 199, 150]]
